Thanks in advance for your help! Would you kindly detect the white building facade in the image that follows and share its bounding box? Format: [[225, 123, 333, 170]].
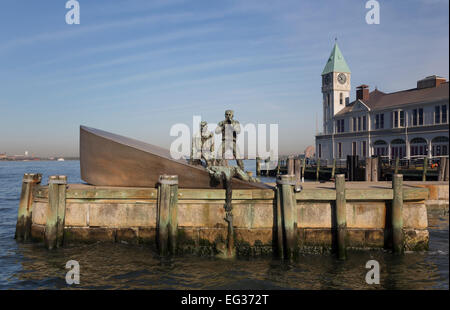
[[315, 43, 449, 162]]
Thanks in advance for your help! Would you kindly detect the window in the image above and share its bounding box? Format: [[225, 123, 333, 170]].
[[318, 144, 322, 158], [352, 142, 357, 156], [353, 117, 357, 132], [418, 108, 423, 125], [362, 116, 367, 131], [338, 143, 342, 158], [358, 117, 361, 131], [327, 94, 330, 107], [413, 109, 418, 126], [435, 106, 441, 124], [375, 114, 379, 129], [393, 110, 405, 128], [336, 119, 345, 133], [340, 93, 343, 105], [362, 141, 367, 157], [380, 113, 384, 128], [412, 108, 423, 126], [442, 105, 447, 123]]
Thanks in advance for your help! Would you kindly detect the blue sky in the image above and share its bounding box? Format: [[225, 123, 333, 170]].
[[0, 0, 448, 157]]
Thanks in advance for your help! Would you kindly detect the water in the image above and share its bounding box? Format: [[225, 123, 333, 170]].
[[0, 161, 448, 289]]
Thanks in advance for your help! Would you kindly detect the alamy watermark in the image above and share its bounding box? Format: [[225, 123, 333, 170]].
[[66, 0, 80, 25], [365, 0, 380, 25], [65, 260, 80, 285], [169, 115, 279, 170], [365, 260, 380, 284]]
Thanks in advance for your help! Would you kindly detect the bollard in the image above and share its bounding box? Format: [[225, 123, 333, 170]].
[[157, 175, 178, 256], [422, 157, 428, 182], [301, 158, 306, 183], [294, 158, 301, 183], [335, 174, 347, 260], [371, 157, 379, 182], [392, 174, 404, 254], [365, 158, 372, 181], [45, 176, 66, 250], [394, 157, 399, 175], [276, 175, 297, 260], [316, 159, 320, 182], [15, 173, 42, 242], [331, 158, 336, 181], [256, 157, 261, 176], [287, 156, 294, 175]]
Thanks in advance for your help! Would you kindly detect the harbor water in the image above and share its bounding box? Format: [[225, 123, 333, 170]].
[[0, 161, 448, 289]]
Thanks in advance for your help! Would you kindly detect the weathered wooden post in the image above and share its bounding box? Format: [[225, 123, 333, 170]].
[[438, 157, 446, 181], [301, 158, 306, 183], [335, 174, 347, 260], [365, 158, 372, 182], [445, 157, 449, 182], [316, 159, 320, 182], [256, 157, 261, 176], [394, 156, 399, 175], [15, 173, 42, 242], [331, 158, 336, 180], [277, 175, 297, 260], [392, 174, 404, 254], [45, 176, 62, 250], [422, 157, 428, 182], [276, 158, 281, 176], [294, 158, 301, 183], [287, 156, 294, 175], [56, 176, 67, 248], [371, 157, 379, 182], [158, 175, 178, 256]]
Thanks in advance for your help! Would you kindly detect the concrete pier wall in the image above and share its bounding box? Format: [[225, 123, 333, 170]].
[[27, 183, 435, 255]]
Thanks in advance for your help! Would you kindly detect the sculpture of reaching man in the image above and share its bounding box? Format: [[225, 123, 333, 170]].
[[215, 110, 245, 171]]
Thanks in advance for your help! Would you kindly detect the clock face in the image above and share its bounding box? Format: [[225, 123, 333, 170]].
[[337, 73, 347, 84]]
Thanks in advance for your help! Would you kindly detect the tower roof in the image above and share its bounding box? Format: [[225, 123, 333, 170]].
[[321, 42, 351, 75]]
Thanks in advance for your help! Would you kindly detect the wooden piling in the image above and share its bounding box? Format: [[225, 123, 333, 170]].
[[301, 158, 306, 183], [365, 158, 372, 181], [15, 173, 42, 242], [275, 178, 284, 259], [392, 174, 404, 254], [371, 157, 378, 182], [422, 157, 428, 182], [294, 158, 301, 183], [331, 158, 336, 180], [394, 157, 399, 175], [256, 157, 261, 176], [445, 158, 449, 182], [438, 157, 446, 181], [157, 175, 178, 256], [45, 176, 62, 250], [56, 176, 67, 248], [277, 175, 297, 260], [287, 156, 294, 175], [316, 159, 320, 182], [335, 174, 347, 260]]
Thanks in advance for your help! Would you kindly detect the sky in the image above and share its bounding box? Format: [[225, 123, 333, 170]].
[[0, 0, 448, 157]]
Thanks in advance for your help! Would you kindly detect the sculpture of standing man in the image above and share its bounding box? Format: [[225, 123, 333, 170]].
[[191, 121, 215, 167], [215, 110, 245, 171]]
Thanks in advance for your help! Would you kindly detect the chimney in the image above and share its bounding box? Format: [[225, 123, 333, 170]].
[[417, 75, 447, 89], [356, 84, 369, 101]]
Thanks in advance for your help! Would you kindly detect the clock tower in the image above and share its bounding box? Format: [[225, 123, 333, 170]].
[[321, 42, 351, 134]]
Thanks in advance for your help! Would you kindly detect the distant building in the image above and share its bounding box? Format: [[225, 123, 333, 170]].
[[0, 153, 6, 160], [315, 43, 449, 161]]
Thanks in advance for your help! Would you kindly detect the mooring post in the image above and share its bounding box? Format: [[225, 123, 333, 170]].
[[158, 175, 178, 256], [15, 173, 42, 242], [392, 174, 404, 254], [335, 174, 347, 260], [445, 158, 449, 182], [371, 157, 379, 182], [365, 157, 372, 182], [301, 158, 306, 183], [422, 157, 428, 182], [316, 159, 320, 182], [277, 174, 297, 260], [55, 176, 67, 248], [287, 156, 294, 175], [256, 157, 261, 176], [331, 158, 336, 181], [394, 156, 399, 175], [45, 176, 60, 250], [438, 157, 445, 181], [275, 179, 284, 259], [294, 158, 301, 183]]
